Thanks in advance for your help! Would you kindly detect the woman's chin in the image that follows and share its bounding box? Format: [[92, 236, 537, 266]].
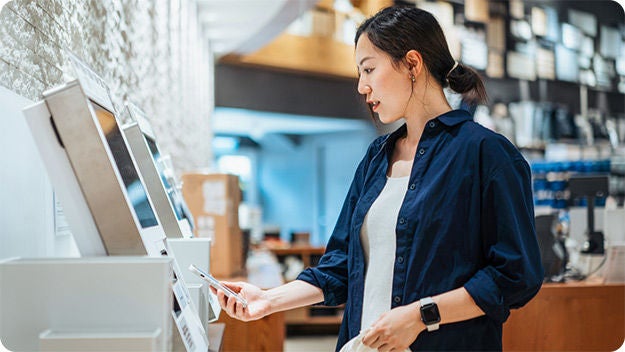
[[378, 114, 404, 125]]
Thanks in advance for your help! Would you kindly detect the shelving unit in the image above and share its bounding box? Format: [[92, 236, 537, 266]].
[[268, 246, 344, 329]]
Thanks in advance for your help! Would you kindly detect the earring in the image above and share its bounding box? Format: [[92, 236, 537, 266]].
[[410, 74, 416, 83]]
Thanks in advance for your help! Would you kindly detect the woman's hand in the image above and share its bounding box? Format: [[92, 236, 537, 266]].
[[212, 281, 272, 322], [361, 303, 424, 351]]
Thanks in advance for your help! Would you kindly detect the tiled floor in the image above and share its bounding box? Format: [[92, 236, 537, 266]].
[[284, 335, 338, 352]]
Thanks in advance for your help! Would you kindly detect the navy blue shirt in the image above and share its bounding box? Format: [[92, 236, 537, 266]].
[[297, 109, 543, 351]]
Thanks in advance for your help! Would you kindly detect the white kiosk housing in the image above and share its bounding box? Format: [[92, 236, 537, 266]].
[[122, 102, 220, 328], [23, 79, 163, 256], [17, 55, 209, 351], [122, 102, 194, 239], [0, 257, 174, 351]]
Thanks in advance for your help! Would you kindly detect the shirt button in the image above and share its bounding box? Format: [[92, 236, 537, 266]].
[[428, 121, 436, 128], [418, 148, 425, 155], [394, 296, 401, 303], [397, 256, 404, 263], [409, 183, 416, 190], [399, 218, 405, 225]]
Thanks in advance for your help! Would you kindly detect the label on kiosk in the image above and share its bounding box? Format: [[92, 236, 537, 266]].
[[170, 259, 209, 352]]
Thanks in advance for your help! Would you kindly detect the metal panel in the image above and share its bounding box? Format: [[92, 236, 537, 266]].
[[43, 82, 147, 255]]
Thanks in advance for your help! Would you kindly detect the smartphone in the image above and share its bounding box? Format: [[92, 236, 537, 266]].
[[188, 264, 248, 308]]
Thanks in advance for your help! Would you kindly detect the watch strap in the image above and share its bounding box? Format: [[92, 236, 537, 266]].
[[425, 322, 439, 332], [420, 296, 435, 305]]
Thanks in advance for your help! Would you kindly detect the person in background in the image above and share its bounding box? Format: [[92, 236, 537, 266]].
[[213, 5, 543, 351]]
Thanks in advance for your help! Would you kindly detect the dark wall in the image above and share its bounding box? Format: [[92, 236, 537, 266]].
[[215, 63, 370, 120], [216, 63, 624, 117]]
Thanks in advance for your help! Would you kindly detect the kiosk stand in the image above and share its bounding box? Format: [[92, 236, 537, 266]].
[[16, 53, 212, 351], [0, 257, 175, 351]]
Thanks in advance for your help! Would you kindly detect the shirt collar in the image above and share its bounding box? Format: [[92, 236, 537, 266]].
[[381, 109, 472, 145], [436, 109, 473, 127]]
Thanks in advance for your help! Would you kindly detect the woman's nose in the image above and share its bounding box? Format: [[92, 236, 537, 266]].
[[357, 79, 371, 95]]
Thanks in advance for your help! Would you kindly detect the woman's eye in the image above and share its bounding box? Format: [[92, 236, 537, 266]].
[[363, 68, 374, 74]]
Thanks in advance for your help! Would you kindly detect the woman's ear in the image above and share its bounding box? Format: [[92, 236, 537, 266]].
[[405, 50, 423, 76]]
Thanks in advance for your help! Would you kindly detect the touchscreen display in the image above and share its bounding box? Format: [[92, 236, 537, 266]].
[[91, 101, 159, 228], [145, 137, 186, 221]]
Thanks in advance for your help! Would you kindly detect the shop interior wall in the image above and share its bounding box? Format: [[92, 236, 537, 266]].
[[215, 63, 370, 120], [216, 0, 624, 117], [215, 0, 624, 247], [257, 129, 376, 245], [0, 0, 213, 172], [217, 63, 624, 120], [215, 63, 381, 245], [0, 0, 213, 259]]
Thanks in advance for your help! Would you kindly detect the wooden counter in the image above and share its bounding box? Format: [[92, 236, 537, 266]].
[[503, 281, 625, 351], [217, 311, 285, 352], [213, 273, 285, 351]]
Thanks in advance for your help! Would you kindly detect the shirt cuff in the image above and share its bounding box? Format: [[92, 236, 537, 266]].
[[296, 267, 348, 306], [464, 269, 509, 323]]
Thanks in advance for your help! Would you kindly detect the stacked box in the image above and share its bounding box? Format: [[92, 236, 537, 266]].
[[182, 173, 243, 277]]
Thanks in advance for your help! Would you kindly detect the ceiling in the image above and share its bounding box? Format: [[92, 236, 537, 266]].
[[212, 107, 372, 139], [196, 0, 318, 57], [199, 1, 381, 139]]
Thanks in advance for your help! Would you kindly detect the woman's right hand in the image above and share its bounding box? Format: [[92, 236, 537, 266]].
[[212, 281, 271, 322]]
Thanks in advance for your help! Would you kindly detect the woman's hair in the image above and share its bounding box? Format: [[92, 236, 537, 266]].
[[355, 6, 487, 106]]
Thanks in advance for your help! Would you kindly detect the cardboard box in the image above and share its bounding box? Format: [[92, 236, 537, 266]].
[[182, 173, 243, 277]]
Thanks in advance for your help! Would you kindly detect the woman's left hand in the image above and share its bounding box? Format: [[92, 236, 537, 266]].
[[361, 303, 424, 351]]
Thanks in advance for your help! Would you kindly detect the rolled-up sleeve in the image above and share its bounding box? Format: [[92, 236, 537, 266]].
[[464, 158, 544, 323]]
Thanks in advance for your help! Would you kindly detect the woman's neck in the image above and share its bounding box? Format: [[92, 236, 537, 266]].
[[403, 86, 452, 145]]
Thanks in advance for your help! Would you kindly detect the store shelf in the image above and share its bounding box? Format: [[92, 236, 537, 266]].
[[269, 246, 325, 268]]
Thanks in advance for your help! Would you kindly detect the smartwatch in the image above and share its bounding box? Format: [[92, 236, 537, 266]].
[[419, 297, 440, 332]]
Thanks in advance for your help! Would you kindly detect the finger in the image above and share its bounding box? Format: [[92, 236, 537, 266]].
[[235, 301, 245, 319], [221, 281, 241, 291], [209, 286, 218, 295], [363, 326, 383, 349], [226, 295, 237, 317], [216, 290, 228, 309], [370, 335, 385, 349], [361, 331, 372, 346], [382, 343, 400, 352], [362, 333, 380, 348], [378, 344, 392, 352]]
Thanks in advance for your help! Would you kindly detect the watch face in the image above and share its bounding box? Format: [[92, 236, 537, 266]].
[[421, 303, 441, 324]]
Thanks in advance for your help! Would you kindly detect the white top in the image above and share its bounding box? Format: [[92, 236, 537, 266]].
[[360, 176, 409, 330]]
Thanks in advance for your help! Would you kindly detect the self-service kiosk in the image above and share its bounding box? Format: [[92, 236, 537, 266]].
[[122, 102, 220, 330], [10, 54, 210, 351], [122, 102, 194, 240]]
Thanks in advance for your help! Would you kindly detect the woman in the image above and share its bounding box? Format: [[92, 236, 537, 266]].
[[214, 6, 543, 351]]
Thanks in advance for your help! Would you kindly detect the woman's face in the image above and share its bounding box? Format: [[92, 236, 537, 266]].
[[355, 34, 413, 124]]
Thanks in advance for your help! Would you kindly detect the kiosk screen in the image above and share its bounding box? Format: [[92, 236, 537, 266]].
[[91, 101, 158, 228], [145, 137, 186, 222]]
